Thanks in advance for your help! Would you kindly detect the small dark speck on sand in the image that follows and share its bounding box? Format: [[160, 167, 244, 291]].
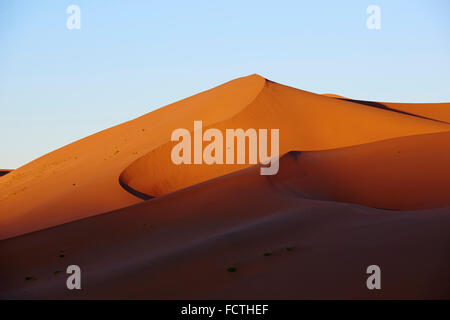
[[227, 266, 237, 272]]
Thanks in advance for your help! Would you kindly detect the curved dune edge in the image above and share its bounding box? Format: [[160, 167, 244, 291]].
[[0, 74, 449, 240], [322, 93, 348, 99], [269, 131, 450, 210], [118, 175, 153, 200], [0, 74, 266, 240], [119, 131, 450, 211], [1, 140, 449, 298], [381, 101, 450, 123]]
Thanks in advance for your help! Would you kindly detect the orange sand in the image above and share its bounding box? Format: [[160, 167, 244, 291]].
[[0, 170, 11, 177], [271, 132, 450, 210], [0, 74, 449, 299], [1, 144, 449, 299], [1, 74, 449, 239], [324, 94, 450, 123]]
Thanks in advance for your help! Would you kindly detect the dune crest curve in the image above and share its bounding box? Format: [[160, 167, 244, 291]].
[[1, 74, 449, 239]]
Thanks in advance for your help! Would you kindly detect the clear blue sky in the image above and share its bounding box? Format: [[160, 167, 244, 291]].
[[1, 0, 449, 168]]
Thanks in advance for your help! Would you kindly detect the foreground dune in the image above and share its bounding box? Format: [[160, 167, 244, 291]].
[[1, 74, 449, 239], [1, 143, 449, 299]]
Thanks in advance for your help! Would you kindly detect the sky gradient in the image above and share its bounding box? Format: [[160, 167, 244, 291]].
[[1, 0, 450, 168]]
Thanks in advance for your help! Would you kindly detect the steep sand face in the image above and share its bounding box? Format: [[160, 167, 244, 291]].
[[271, 132, 450, 210], [0, 75, 265, 239], [0, 170, 11, 177], [1, 141, 449, 299], [0, 74, 449, 239], [121, 80, 449, 197], [324, 94, 450, 123], [380, 102, 450, 123]]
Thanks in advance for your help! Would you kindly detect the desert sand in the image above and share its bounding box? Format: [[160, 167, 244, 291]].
[[0, 74, 449, 299]]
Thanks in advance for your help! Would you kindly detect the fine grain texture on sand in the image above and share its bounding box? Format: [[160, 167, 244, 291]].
[[0, 170, 11, 177], [1, 75, 449, 239], [0, 74, 449, 299], [1, 147, 450, 299]]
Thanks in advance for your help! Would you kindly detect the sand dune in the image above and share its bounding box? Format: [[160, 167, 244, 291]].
[[323, 94, 450, 123], [0, 170, 11, 177], [337, 98, 450, 123], [1, 146, 449, 299], [380, 101, 450, 123], [0, 75, 265, 239], [271, 132, 450, 210], [1, 75, 449, 239], [1, 74, 449, 299], [121, 80, 449, 198]]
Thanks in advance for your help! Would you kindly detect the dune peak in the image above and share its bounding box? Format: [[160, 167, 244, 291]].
[[1, 75, 449, 239]]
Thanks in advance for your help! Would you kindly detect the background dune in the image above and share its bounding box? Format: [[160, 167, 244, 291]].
[[122, 79, 449, 198], [323, 95, 450, 123]]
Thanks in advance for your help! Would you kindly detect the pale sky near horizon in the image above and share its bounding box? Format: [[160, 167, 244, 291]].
[[1, 0, 449, 169]]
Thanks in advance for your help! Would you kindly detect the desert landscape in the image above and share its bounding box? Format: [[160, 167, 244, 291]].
[[1, 74, 449, 299], [0, 170, 11, 177]]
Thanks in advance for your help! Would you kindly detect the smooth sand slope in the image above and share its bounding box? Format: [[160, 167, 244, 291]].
[[120, 80, 450, 198], [1, 74, 449, 239], [1, 136, 450, 299], [0, 75, 265, 239], [271, 132, 450, 210]]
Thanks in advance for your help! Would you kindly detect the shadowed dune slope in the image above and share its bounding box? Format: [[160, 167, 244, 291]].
[[0, 170, 11, 177], [1, 142, 449, 299], [380, 101, 450, 123], [0, 75, 265, 239], [322, 93, 348, 99], [271, 131, 450, 210], [120, 80, 449, 197], [323, 94, 450, 123], [0, 74, 449, 240]]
